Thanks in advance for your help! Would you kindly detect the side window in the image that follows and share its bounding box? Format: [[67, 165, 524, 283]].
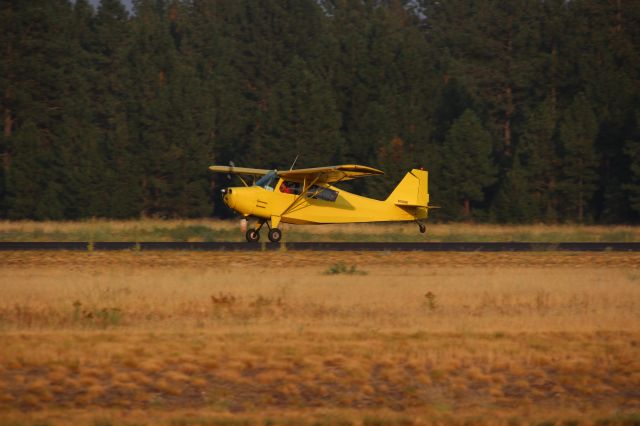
[[306, 185, 338, 202], [279, 181, 301, 195], [278, 181, 338, 201]]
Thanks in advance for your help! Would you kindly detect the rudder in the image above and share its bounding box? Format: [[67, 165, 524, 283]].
[[385, 169, 429, 207]]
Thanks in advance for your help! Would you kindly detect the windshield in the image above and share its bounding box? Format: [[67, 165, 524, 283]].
[[255, 170, 278, 191]]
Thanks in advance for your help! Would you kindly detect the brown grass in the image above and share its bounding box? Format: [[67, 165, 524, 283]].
[[1, 251, 638, 332], [0, 251, 639, 425]]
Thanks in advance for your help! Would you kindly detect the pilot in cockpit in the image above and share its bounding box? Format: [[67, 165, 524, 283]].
[[280, 181, 302, 195], [279, 181, 293, 194]]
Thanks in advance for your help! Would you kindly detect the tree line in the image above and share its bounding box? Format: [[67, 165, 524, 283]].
[[1, 0, 639, 222]]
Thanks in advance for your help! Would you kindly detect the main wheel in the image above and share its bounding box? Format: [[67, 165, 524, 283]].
[[268, 228, 282, 242], [418, 223, 426, 233], [246, 229, 260, 242]]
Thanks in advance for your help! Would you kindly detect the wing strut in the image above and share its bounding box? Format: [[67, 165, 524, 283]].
[[278, 175, 321, 218], [278, 172, 349, 219]]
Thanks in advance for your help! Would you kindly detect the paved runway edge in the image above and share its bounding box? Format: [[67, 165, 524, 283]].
[[1, 242, 640, 251]]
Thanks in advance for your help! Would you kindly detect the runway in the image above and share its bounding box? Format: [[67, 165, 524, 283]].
[[1, 241, 639, 251]]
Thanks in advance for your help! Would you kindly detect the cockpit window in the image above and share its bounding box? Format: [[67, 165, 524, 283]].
[[255, 170, 278, 191], [278, 180, 338, 202], [279, 181, 300, 194], [307, 185, 338, 202]]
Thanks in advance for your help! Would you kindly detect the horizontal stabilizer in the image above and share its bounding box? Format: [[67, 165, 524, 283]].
[[395, 202, 427, 208]]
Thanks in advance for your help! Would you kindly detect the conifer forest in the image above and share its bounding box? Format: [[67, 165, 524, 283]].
[[1, 0, 639, 223]]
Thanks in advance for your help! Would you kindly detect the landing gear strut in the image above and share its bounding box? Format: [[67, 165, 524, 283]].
[[245, 218, 283, 242], [267, 216, 282, 242]]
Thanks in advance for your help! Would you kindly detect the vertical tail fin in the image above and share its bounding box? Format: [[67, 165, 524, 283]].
[[385, 169, 429, 207]]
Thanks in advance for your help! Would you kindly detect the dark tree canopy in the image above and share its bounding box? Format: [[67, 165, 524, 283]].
[[1, 0, 639, 222]]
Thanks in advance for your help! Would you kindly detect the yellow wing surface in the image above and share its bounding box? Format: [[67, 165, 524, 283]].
[[209, 164, 384, 183], [277, 164, 383, 183], [208, 165, 271, 177]]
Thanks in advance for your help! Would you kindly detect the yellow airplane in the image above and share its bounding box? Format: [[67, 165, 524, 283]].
[[209, 164, 431, 242]]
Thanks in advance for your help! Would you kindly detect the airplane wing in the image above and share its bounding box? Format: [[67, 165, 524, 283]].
[[209, 165, 271, 177], [277, 164, 384, 184]]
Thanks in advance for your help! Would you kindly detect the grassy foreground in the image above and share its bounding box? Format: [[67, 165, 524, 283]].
[[1, 219, 640, 242], [1, 251, 639, 425]]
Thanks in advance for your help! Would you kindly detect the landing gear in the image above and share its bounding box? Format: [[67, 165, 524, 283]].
[[416, 221, 426, 233], [246, 229, 260, 242], [245, 219, 265, 243], [268, 228, 282, 242], [245, 217, 283, 242]]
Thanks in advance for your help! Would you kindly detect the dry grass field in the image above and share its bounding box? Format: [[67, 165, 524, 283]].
[[1, 250, 639, 425]]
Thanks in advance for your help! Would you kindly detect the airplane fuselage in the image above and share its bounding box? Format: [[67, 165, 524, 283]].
[[223, 178, 428, 225]]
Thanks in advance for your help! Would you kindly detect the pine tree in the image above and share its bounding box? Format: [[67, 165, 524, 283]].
[[183, 0, 245, 159], [4, 121, 63, 219], [624, 111, 640, 216], [558, 94, 599, 222], [215, 0, 313, 151], [492, 156, 535, 223], [252, 57, 343, 169], [0, 1, 16, 216], [423, 0, 544, 158], [2, 0, 93, 219], [513, 98, 560, 222], [329, 0, 383, 170], [125, 0, 212, 217], [440, 109, 497, 219], [54, 0, 107, 219], [90, 0, 141, 218], [577, 0, 639, 222], [626, 140, 640, 216], [329, 1, 436, 198]]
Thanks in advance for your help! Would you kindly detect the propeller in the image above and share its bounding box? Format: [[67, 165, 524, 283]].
[[227, 160, 235, 179], [221, 161, 235, 194]]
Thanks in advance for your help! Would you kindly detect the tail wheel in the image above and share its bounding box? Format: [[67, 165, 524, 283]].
[[268, 228, 282, 242], [246, 229, 260, 242]]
